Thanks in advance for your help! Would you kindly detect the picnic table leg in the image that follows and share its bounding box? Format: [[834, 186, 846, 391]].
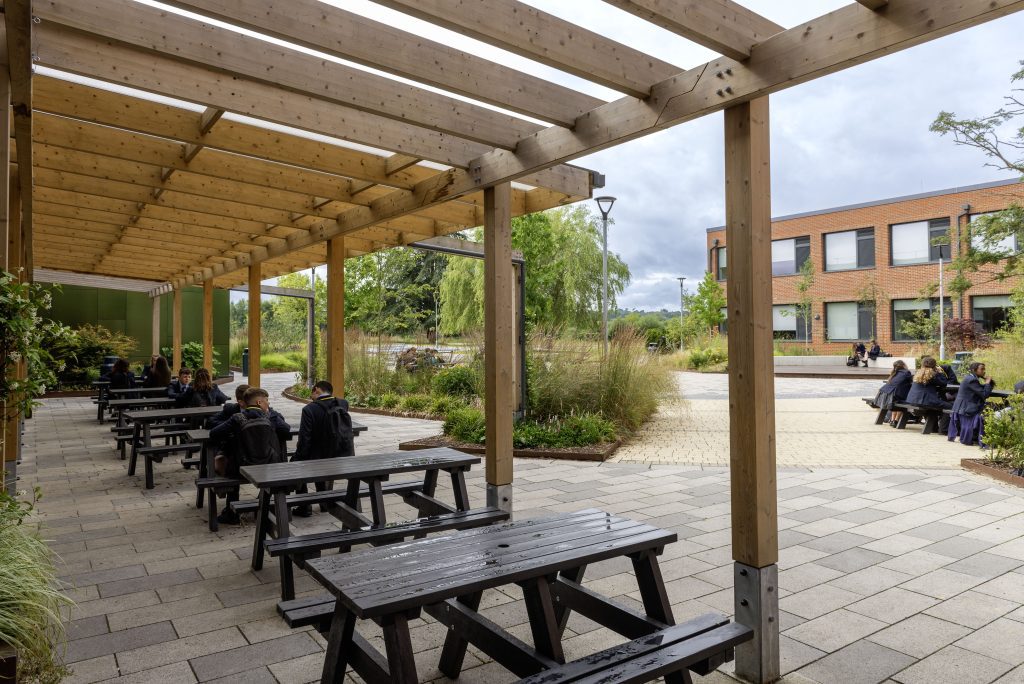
[[321, 601, 357, 684], [520, 576, 566, 664], [449, 467, 471, 511], [437, 591, 482, 678], [421, 469, 438, 497], [127, 423, 141, 473], [554, 566, 586, 636], [367, 478, 387, 526], [195, 442, 208, 509], [381, 613, 419, 684], [631, 549, 690, 684], [273, 490, 295, 601], [207, 484, 219, 533], [251, 489, 271, 571]]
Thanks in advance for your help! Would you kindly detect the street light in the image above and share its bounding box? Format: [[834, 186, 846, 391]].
[[595, 196, 616, 356], [676, 277, 686, 349]]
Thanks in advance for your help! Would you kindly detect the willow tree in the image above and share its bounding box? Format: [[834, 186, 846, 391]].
[[438, 206, 630, 335]]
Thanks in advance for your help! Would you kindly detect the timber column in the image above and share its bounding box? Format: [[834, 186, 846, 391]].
[[327, 238, 345, 395], [151, 294, 161, 357], [483, 183, 514, 514], [724, 97, 780, 684], [172, 288, 183, 372], [248, 262, 261, 388], [202, 280, 214, 371]]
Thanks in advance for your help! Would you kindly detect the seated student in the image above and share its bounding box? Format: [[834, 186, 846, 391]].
[[209, 387, 291, 525], [292, 380, 355, 517], [907, 356, 952, 431], [167, 367, 192, 404], [143, 355, 172, 388], [941, 363, 960, 402], [208, 384, 250, 429], [868, 340, 882, 362], [105, 358, 136, 389], [179, 368, 229, 408], [875, 360, 913, 426], [139, 355, 158, 386], [949, 362, 996, 446]]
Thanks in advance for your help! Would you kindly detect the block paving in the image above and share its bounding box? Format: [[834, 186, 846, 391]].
[[18, 373, 1024, 683]]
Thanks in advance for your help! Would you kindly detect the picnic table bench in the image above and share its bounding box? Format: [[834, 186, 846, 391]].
[[124, 405, 222, 489], [297, 508, 748, 684], [240, 447, 479, 600]]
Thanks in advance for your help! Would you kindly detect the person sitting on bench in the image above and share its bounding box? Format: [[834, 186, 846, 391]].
[[143, 355, 172, 388], [208, 384, 250, 429], [848, 342, 867, 367], [949, 362, 995, 446], [292, 380, 355, 518], [209, 387, 291, 525], [907, 356, 952, 431], [868, 340, 881, 362], [876, 360, 912, 426], [104, 358, 136, 389], [166, 367, 192, 404], [178, 368, 229, 408]]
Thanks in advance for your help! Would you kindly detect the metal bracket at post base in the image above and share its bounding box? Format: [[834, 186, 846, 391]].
[[733, 562, 780, 684], [486, 484, 513, 517]]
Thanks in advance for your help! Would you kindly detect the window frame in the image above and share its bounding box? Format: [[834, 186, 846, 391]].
[[771, 236, 811, 277], [772, 303, 811, 342], [824, 301, 876, 342], [823, 227, 875, 272], [889, 218, 951, 267], [715, 246, 727, 281], [891, 297, 953, 342], [971, 294, 1013, 333]]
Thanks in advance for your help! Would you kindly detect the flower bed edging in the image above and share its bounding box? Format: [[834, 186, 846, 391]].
[[961, 458, 1024, 489], [398, 434, 620, 463]]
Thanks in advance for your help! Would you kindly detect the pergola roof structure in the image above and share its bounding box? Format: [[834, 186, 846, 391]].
[[4, 2, 1024, 682]]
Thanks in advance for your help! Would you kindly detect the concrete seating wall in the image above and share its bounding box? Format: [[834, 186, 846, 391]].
[[773, 355, 916, 370]]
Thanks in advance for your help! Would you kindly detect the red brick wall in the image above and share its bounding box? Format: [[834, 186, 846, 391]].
[[707, 181, 1024, 354]]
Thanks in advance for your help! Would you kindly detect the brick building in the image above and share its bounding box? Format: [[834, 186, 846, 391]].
[[706, 178, 1024, 354]]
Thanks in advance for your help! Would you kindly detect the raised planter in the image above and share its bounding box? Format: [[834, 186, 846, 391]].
[[399, 434, 620, 463], [961, 458, 1024, 489], [281, 387, 447, 421]]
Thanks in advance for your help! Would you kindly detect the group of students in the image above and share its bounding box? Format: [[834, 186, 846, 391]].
[[874, 356, 1017, 446], [848, 340, 883, 368], [206, 380, 354, 525], [103, 355, 173, 389]]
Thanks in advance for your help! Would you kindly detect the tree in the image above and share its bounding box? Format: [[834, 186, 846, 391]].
[[931, 61, 1024, 290], [793, 259, 815, 348], [684, 271, 726, 338], [856, 275, 888, 340], [438, 206, 631, 335]]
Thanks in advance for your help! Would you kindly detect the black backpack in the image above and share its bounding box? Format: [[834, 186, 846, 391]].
[[232, 412, 283, 466], [321, 399, 355, 458]]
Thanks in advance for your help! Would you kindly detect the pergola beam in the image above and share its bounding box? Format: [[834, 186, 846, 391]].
[[856, 0, 890, 9], [601, 0, 783, 61], [164, 0, 604, 128]]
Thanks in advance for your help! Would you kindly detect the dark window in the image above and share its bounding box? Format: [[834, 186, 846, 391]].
[[773, 304, 810, 341], [891, 218, 951, 266], [928, 218, 951, 262], [857, 303, 876, 340], [825, 301, 875, 341], [824, 228, 875, 271], [892, 297, 953, 341], [795, 237, 811, 272], [857, 229, 875, 268], [972, 295, 1012, 333], [771, 236, 811, 276], [716, 247, 727, 280]]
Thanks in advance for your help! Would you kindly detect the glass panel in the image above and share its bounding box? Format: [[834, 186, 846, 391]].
[[826, 302, 859, 340], [970, 214, 1016, 254], [825, 231, 857, 271], [795, 237, 810, 272], [717, 247, 727, 280], [857, 229, 875, 268], [973, 295, 1012, 308], [796, 315, 810, 342], [773, 304, 796, 332], [858, 303, 876, 340], [893, 299, 928, 311], [718, 306, 727, 334], [891, 221, 929, 265], [929, 219, 951, 261], [772, 239, 796, 276]]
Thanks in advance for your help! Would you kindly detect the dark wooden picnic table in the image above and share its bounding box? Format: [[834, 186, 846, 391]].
[[240, 447, 478, 598], [107, 386, 168, 397], [305, 508, 678, 684], [92, 380, 110, 421], [124, 406, 223, 486], [946, 383, 1011, 399], [107, 396, 176, 427]]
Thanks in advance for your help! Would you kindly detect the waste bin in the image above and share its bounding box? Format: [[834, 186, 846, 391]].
[[242, 348, 249, 377], [99, 354, 119, 378]]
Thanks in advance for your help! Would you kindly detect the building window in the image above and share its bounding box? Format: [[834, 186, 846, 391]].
[[772, 304, 810, 341], [715, 246, 727, 280], [890, 218, 950, 265], [771, 237, 810, 276], [718, 306, 727, 335], [825, 302, 875, 341], [892, 297, 952, 341], [824, 228, 875, 271], [970, 212, 1017, 255], [972, 294, 1012, 333]]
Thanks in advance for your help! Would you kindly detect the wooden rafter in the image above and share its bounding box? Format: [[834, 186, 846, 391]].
[[601, 1, 783, 61], [856, 0, 889, 9], [164, 0, 604, 128], [373, 0, 681, 98]]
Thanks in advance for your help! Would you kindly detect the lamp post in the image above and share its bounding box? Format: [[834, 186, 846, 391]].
[[595, 196, 616, 356], [676, 276, 686, 349], [938, 250, 946, 362]]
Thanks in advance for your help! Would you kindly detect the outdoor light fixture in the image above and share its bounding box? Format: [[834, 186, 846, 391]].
[[594, 196, 617, 357]]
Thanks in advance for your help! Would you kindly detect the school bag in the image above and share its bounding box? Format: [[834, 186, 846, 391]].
[[232, 411, 283, 466], [321, 399, 355, 458]]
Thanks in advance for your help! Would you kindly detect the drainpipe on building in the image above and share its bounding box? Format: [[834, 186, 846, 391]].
[[708, 238, 719, 274], [956, 203, 971, 319]]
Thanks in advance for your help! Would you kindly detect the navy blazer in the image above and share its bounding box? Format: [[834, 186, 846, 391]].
[[882, 369, 913, 403], [906, 370, 949, 407], [951, 374, 994, 416]]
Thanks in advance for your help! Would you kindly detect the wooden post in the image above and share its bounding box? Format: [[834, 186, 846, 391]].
[[202, 279, 214, 371], [483, 183, 514, 514], [248, 261, 261, 387], [1, 74, 13, 485], [724, 97, 779, 684], [151, 294, 161, 356], [0, 72, 9, 271], [3, 179, 22, 487], [172, 288, 183, 372], [327, 238, 345, 395]]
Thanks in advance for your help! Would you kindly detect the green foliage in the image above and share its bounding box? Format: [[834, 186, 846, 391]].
[[898, 309, 940, 344], [429, 395, 467, 417], [49, 324, 137, 387], [1, 273, 69, 414], [430, 365, 479, 398], [259, 352, 306, 372], [345, 249, 443, 336], [379, 393, 400, 409], [439, 207, 631, 335], [443, 407, 487, 443], [684, 272, 727, 340], [983, 395, 1024, 469], [0, 488, 72, 683], [160, 342, 219, 372], [398, 393, 432, 413], [974, 338, 1024, 390], [686, 346, 729, 370], [609, 311, 675, 348], [511, 413, 617, 448]]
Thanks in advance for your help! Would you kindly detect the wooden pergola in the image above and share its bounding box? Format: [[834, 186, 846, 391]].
[[2, 1, 1022, 680]]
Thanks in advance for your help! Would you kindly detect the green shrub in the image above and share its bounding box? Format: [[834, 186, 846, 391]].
[[259, 352, 306, 372], [443, 407, 487, 443], [431, 365, 479, 398], [160, 342, 220, 373], [362, 394, 381, 408], [399, 393, 432, 413], [429, 395, 466, 417], [379, 393, 400, 409], [983, 395, 1024, 469], [48, 323, 136, 387], [511, 413, 616, 448], [687, 346, 728, 370]]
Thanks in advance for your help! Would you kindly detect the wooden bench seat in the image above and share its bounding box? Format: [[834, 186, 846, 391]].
[[894, 402, 945, 434], [515, 613, 752, 684], [128, 442, 201, 489], [268, 507, 510, 599]]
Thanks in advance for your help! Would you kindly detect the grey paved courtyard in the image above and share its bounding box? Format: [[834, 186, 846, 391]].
[[19, 373, 1024, 683]]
